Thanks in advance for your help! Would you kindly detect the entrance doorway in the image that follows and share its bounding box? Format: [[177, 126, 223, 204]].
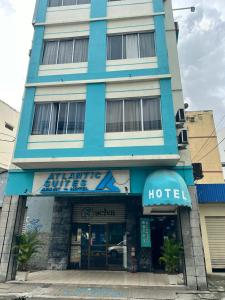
[[70, 223, 126, 270], [150, 216, 178, 271]]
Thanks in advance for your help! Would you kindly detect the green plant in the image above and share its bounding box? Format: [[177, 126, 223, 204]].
[[14, 231, 43, 272], [159, 237, 183, 274]]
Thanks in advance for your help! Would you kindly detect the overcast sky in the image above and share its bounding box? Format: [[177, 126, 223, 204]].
[[0, 0, 225, 126]]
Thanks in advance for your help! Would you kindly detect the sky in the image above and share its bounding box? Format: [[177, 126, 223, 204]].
[[0, 0, 225, 126]]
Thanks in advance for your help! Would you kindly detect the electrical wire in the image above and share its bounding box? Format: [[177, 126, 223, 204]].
[[196, 136, 225, 162], [191, 114, 225, 161], [0, 139, 15, 143]]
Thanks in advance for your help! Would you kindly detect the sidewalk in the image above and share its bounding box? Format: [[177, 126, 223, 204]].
[[0, 272, 224, 300]]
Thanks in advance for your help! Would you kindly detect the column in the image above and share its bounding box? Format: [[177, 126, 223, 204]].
[[180, 187, 208, 290], [48, 198, 72, 270], [0, 196, 27, 282]]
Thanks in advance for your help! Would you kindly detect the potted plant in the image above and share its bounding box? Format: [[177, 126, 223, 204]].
[[159, 237, 183, 274], [14, 231, 43, 281]]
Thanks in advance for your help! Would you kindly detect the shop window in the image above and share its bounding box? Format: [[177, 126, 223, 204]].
[[32, 101, 85, 135], [42, 38, 89, 65], [107, 32, 156, 60], [48, 0, 90, 7], [106, 97, 162, 133]]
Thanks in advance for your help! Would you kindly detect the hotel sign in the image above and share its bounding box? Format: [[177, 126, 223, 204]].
[[32, 170, 130, 195]]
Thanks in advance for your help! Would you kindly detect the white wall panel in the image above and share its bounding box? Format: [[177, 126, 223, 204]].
[[35, 85, 86, 102], [44, 23, 89, 39], [107, 57, 157, 72], [46, 5, 90, 24], [106, 80, 160, 99], [39, 63, 88, 76], [107, 17, 154, 34], [107, 0, 153, 20]]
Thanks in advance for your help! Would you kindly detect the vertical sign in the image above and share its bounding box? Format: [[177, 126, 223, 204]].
[[140, 218, 151, 248]]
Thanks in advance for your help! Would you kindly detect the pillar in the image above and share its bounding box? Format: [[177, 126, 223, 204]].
[[180, 186, 208, 290], [0, 196, 26, 282], [47, 198, 72, 270]]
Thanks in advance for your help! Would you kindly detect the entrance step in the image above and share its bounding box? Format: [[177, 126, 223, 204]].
[[0, 283, 190, 300]]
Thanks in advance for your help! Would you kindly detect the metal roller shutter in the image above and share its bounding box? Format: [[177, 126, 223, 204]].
[[73, 203, 126, 224], [206, 216, 225, 269]]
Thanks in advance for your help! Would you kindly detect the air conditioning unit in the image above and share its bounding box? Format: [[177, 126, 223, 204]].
[[178, 129, 188, 147], [176, 109, 185, 128]]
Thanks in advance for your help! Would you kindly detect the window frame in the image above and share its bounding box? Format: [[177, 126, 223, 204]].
[[31, 101, 86, 136], [107, 31, 156, 61], [48, 0, 90, 7], [105, 97, 162, 133], [42, 37, 89, 65]]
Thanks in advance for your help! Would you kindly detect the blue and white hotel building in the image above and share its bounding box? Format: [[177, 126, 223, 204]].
[[0, 0, 207, 289]]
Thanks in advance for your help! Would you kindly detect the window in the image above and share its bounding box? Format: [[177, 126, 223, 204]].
[[48, 0, 90, 7], [42, 38, 89, 65], [106, 97, 161, 133], [32, 102, 85, 135], [5, 122, 14, 131], [107, 32, 155, 60]]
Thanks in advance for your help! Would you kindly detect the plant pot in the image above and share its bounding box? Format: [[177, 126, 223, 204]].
[[16, 271, 30, 281]]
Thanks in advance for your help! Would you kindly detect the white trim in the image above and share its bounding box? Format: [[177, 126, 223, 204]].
[[13, 155, 180, 169], [26, 74, 171, 88], [34, 12, 165, 27]]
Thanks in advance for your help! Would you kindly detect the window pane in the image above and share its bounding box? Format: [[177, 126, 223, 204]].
[[42, 41, 58, 65], [49, 0, 62, 7], [73, 38, 88, 62], [107, 35, 123, 60], [57, 103, 68, 134], [57, 40, 73, 64], [49, 103, 59, 134], [75, 102, 85, 133], [77, 0, 90, 4], [106, 100, 123, 132], [139, 32, 156, 57], [125, 34, 139, 59], [143, 98, 162, 130], [124, 99, 141, 131], [63, 0, 76, 5], [67, 102, 85, 133], [32, 103, 51, 135]]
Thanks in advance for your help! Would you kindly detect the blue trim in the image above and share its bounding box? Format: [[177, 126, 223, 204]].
[[152, 0, 164, 13], [88, 21, 107, 73], [197, 184, 225, 203], [91, 0, 107, 18], [160, 79, 178, 152], [84, 83, 106, 149], [35, 0, 48, 22], [14, 88, 36, 157], [5, 166, 194, 196], [153, 0, 169, 72], [27, 26, 45, 81]]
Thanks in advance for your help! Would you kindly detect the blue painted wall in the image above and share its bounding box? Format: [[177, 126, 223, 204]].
[[5, 166, 194, 196]]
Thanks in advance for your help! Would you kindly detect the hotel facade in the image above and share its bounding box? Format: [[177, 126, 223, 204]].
[[0, 0, 207, 289]]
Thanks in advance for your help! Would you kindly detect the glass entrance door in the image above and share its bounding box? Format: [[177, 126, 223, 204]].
[[89, 224, 107, 269]]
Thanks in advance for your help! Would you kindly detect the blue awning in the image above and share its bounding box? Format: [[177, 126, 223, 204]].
[[143, 170, 192, 208], [197, 184, 225, 203]]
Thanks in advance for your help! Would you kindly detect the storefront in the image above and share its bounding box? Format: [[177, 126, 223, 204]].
[[30, 168, 193, 274]]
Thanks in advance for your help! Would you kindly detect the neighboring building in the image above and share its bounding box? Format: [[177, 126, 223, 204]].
[[186, 111, 224, 184], [0, 100, 19, 171], [187, 111, 225, 273], [0, 0, 207, 290], [218, 127, 225, 180]]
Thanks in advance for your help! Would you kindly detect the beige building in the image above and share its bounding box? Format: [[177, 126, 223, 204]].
[[0, 100, 19, 172], [187, 110, 225, 274]]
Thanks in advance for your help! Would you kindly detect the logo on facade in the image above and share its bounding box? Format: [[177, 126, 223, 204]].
[[81, 207, 116, 221], [38, 170, 127, 194]]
